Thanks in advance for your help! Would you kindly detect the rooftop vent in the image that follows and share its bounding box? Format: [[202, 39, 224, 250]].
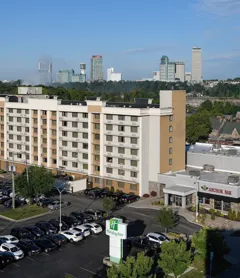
[[189, 169, 201, 177], [228, 148, 237, 156], [203, 164, 215, 172], [227, 175, 239, 184]]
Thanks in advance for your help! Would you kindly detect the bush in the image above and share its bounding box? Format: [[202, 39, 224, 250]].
[[211, 214, 215, 220], [228, 209, 233, 220], [150, 191, 157, 197], [191, 206, 196, 212], [215, 211, 222, 217], [159, 199, 165, 206], [200, 213, 206, 225], [199, 206, 206, 213], [143, 193, 150, 198], [209, 208, 215, 214], [237, 211, 240, 221], [116, 189, 123, 193], [232, 210, 237, 220], [110, 186, 115, 192], [129, 192, 135, 195]]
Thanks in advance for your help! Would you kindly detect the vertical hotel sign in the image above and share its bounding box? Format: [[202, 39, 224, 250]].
[[106, 218, 128, 264]]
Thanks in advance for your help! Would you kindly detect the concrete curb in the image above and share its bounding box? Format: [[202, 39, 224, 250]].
[[0, 210, 52, 223]]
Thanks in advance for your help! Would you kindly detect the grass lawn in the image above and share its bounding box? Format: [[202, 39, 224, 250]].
[[0, 205, 49, 220]]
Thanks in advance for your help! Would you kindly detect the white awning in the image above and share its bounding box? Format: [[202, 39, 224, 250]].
[[163, 185, 196, 196]]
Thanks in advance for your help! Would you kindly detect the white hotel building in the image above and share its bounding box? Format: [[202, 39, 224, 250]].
[[0, 88, 186, 196]]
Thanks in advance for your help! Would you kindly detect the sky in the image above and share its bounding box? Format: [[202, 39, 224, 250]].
[[0, 0, 240, 83]]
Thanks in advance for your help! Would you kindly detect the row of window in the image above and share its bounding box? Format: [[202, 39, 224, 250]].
[[106, 146, 138, 156], [8, 108, 29, 114], [61, 121, 88, 128], [61, 112, 88, 118], [106, 125, 138, 133], [9, 117, 29, 124], [9, 152, 30, 160], [106, 157, 138, 167], [32, 156, 57, 165], [61, 141, 88, 149], [8, 134, 29, 141], [9, 144, 29, 151], [105, 167, 138, 177], [62, 160, 88, 169], [61, 151, 88, 159], [62, 131, 88, 138], [101, 179, 137, 191], [106, 136, 138, 144], [105, 115, 138, 122]]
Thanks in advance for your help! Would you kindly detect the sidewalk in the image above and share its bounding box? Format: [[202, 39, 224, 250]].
[[127, 197, 240, 230]]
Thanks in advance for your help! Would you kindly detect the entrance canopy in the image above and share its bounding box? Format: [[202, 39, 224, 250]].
[[163, 185, 196, 197]]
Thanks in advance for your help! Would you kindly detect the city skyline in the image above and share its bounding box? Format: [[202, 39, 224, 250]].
[[0, 0, 240, 83]]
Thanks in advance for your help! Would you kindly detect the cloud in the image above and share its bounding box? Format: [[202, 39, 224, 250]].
[[197, 0, 240, 17], [123, 45, 175, 54], [205, 50, 240, 61]]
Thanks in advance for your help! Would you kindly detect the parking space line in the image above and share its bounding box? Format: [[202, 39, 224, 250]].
[[42, 253, 50, 257], [59, 248, 63, 251], [13, 263, 20, 267], [0, 270, 4, 273], [79, 266, 96, 275], [26, 257, 35, 261]]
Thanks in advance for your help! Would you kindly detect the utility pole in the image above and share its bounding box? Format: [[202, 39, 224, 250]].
[[10, 155, 15, 209], [56, 187, 65, 233]]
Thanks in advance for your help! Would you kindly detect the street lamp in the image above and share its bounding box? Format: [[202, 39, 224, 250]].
[[9, 155, 16, 210], [195, 181, 199, 222], [55, 187, 65, 233]]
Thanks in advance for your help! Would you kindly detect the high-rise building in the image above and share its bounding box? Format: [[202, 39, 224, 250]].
[[56, 69, 74, 83], [175, 61, 185, 82], [107, 67, 122, 82], [80, 63, 86, 82], [160, 56, 176, 82], [72, 74, 80, 83], [153, 71, 160, 81], [91, 55, 103, 81], [192, 47, 202, 83], [0, 89, 186, 197], [185, 72, 192, 82], [38, 61, 52, 85]]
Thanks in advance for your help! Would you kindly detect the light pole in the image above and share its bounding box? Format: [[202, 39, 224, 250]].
[[195, 181, 199, 222], [10, 155, 16, 209], [55, 187, 65, 233]]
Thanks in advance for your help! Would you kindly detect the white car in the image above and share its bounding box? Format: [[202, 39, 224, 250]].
[[0, 235, 19, 244], [0, 243, 24, 260], [60, 230, 83, 243], [146, 232, 170, 245], [82, 223, 103, 234], [70, 225, 91, 238]]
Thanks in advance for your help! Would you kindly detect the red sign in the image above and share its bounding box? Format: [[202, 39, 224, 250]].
[[208, 188, 232, 195]]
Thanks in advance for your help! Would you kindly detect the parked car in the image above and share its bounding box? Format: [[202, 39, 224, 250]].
[[112, 192, 124, 201], [22, 226, 45, 238], [0, 195, 11, 204], [35, 221, 58, 235], [100, 190, 113, 198], [120, 194, 140, 203], [16, 239, 41, 256], [0, 235, 19, 244], [33, 239, 58, 253], [0, 243, 24, 260], [70, 225, 91, 238], [82, 223, 103, 234], [69, 211, 93, 223], [48, 219, 69, 232], [58, 216, 81, 227], [60, 230, 83, 243], [84, 209, 104, 221], [126, 236, 160, 251], [43, 234, 68, 247], [4, 199, 23, 208], [88, 189, 104, 199], [37, 198, 54, 207], [84, 188, 97, 195], [48, 200, 70, 210], [146, 233, 170, 245], [1, 187, 12, 197], [11, 228, 35, 240], [0, 251, 14, 269]]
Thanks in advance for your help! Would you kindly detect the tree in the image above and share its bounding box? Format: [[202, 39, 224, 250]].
[[107, 252, 155, 278], [102, 197, 116, 216], [15, 166, 55, 203], [156, 207, 177, 232], [158, 240, 191, 278]]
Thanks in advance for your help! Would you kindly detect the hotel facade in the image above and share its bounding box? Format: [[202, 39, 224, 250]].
[[0, 89, 186, 196]]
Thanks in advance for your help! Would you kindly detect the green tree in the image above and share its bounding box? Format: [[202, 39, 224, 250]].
[[102, 197, 116, 216], [158, 240, 191, 278], [156, 207, 177, 232], [15, 166, 55, 203], [200, 100, 213, 111], [107, 252, 155, 278]]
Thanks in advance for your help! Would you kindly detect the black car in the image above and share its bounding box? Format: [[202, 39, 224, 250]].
[[35, 221, 58, 234], [0, 195, 11, 204], [48, 219, 69, 231], [58, 216, 81, 227], [4, 199, 23, 208], [112, 191, 124, 201], [120, 194, 139, 203], [0, 251, 14, 269], [100, 190, 113, 198], [17, 239, 41, 256], [69, 212, 93, 223], [84, 188, 96, 195], [1, 187, 12, 196], [126, 236, 160, 251], [22, 226, 45, 238], [33, 239, 58, 253], [37, 198, 54, 207], [88, 189, 104, 199], [43, 234, 68, 247], [11, 227, 35, 240]]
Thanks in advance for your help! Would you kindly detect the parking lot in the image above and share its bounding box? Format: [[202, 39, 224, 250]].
[[0, 193, 201, 278]]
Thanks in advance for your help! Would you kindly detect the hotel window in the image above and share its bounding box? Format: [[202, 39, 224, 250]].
[[62, 112, 68, 117], [17, 153, 22, 159], [34, 147, 38, 152], [95, 145, 100, 151], [25, 109, 29, 114], [52, 111, 56, 116], [9, 143, 13, 148], [25, 118, 29, 124], [94, 114, 100, 120], [42, 111, 47, 115], [83, 153, 88, 160], [25, 136, 29, 142], [42, 119, 47, 125], [131, 149, 138, 156], [106, 180, 112, 186], [106, 157, 113, 163], [95, 177, 100, 184], [131, 116, 138, 122], [118, 115, 125, 121], [118, 169, 125, 176], [169, 158, 172, 165], [52, 130, 56, 136], [106, 115, 113, 120], [33, 137, 38, 143], [9, 116, 13, 122], [17, 135, 21, 141], [214, 200, 222, 210], [118, 158, 125, 165], [42, 138, 47, 144], [62, 151, 68, 156], [17, 109, 21, 114], [106, 146, 113, 152], [17, 144, 22, 150], [72, 132, 78, 138], [106, 124, 113, 131], [169, 148, 173, 154], [62, 121, 67, 127], [34, 118, 38, 124], [169, 126, 173, 132], [72, 142, 78, 148], [72, 122, 78, 128], [43, 148, 47, 154], [83, 122, 88, 128], [83, 133, 88, 139], [52, 139, 56, 145], [72, 162, 78, 168], [26, 154, 30, 160], [118, 182, 124, 188], [17, 117, 21, 123], [83, 113, 88, 118], [9, 126, 13, 131], [169, 115, 173, 121], [94, 134, 99, 140], [106, 168, 113, 174], [25, 146, 29, 152], [118, 136, 125, 143], [131, 171, 138, 178], [52, 120, 56, 126], [34, 156, 38, 161], [106, 135, 112, 141], [130, 184, 137, 191], [95, 155, 100, 161], [131, 126, 138, 133], [62, 131, 68, 137], [9, 152, 13, 157], [62, 161, 68, 166], [72, 152, 78, 158], [118, 125, 124, 132], [43, 129, 47, 134], [118, 147, 125, 154], [9, 108, 13, 113], [62, 141, 67, 146], [169, 137, 173, 143], [131, 160, 138, 167], [83, 163, 88, 170], [72, 112, 78, 118], [34, 128, 38, 133], [17, 126, 22, 132], [83, 143, 88, 149], [131, 137, 138, 144], [52, 149, 56, 155], [95, 166, 100, 172], [25, 127, 29, 133], [33, 110, 38, 115], [94, 123, 100, 130], [52, 159, 57, 164]]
